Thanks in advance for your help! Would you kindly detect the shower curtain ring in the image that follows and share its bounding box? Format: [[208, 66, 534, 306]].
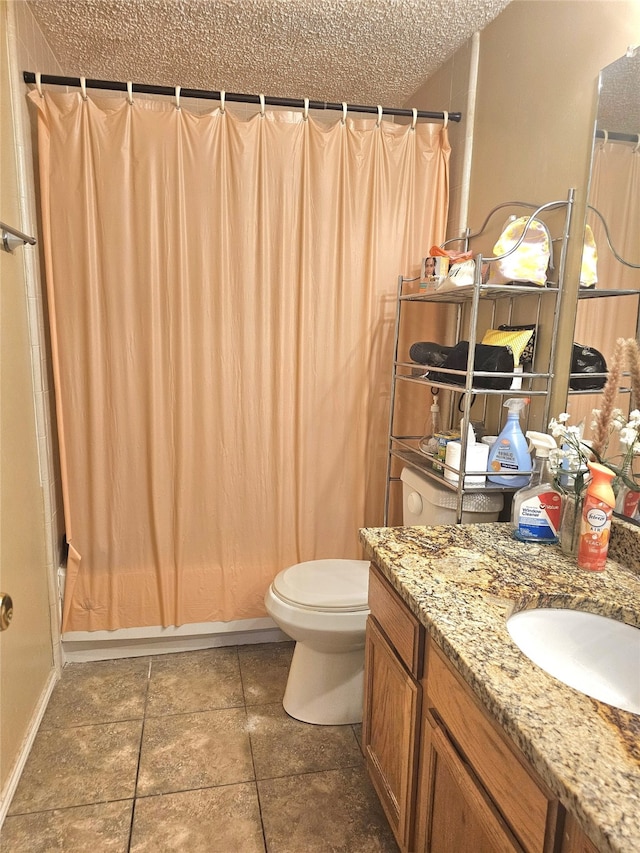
[[376, 105, 382, 127], [633, 133, 640, 154], [80, 76, 88, 100], [411, 108, 417, 130], [174, 86, 181, 110], [35, 71, 44, 98], [220, 89, 225, 114], [601, 129, 609, 147], [259, 94, 265, 117], [127, 81, 134, 105], [303, 97, 309, 121], [442, 110, 449, 128], [341, 102, 347, 125]]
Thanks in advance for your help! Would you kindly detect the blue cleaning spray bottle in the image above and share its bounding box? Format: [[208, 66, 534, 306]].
[[487, 397, 531, 487]]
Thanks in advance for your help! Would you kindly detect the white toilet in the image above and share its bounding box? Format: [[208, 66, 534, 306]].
[[265, 558, 370, 725], [265, 466, 504, 727]]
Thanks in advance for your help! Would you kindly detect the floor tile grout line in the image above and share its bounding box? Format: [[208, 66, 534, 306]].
[[254, 759, 368, 785], [143, 702, 246, 720], [3, 795, 135, 820], [37, 700, 357, 729], [127, 776, 261, 803], [38, 715, 147, 731], [255, 773, 271, 853], [239, 644, 272, 852], [126, 657, 154, 852]]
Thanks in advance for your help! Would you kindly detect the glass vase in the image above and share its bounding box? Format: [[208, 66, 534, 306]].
[[615, 482, 640, 519], [559, 493, 583, 557]]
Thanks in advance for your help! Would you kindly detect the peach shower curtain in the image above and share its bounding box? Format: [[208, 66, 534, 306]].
[[571, 139, 640, 429], [30, 91, 450, 632], [588, 139, 640, 296]]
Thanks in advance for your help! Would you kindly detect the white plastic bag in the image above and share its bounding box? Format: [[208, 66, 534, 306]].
[[437, 259, 475, 292], [580, 224, 598, 288], [489, 217, 551, 286]]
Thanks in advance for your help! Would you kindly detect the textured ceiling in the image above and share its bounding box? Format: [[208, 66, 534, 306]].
[[27, 0, 512, 105], [597, 47, 640, 137]]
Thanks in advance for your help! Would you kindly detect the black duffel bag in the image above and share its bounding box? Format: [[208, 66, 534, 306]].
[[570, 343, 607, 391], [410, 340, 514, 390], [409, 341, 450, 367]]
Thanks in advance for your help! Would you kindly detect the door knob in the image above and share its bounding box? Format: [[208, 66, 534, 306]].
[[0, 593, 13, 631]]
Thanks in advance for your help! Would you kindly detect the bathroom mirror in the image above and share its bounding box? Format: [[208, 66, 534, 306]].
[[568, 46, 640, 519]]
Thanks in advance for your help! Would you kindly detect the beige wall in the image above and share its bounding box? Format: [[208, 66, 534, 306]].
[[408, 0, 640, 422], [0, 0, 64, 818], [7, 1, 65, 580], [1, 1, 52, 803]]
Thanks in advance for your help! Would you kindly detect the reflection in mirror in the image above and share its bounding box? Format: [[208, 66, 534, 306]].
[[568, 46, 640, 521]]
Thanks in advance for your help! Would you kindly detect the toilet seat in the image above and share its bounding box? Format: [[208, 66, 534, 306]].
[[271, 559, 369, 612]]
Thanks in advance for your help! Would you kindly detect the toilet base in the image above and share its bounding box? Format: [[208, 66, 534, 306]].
[[283, 642, 365, 725]]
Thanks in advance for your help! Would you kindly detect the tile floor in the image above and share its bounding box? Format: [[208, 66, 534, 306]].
[[1, 642, 399, 852]]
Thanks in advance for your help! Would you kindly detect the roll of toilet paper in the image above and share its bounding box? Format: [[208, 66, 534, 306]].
[[444, 441, 490, 486]]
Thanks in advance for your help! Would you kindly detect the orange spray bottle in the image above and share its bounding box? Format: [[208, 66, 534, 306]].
[[577, 461, 616, 572]]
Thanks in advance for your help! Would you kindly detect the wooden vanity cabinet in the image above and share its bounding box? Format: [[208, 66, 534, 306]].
[[416, 643, 561, 853], [363, 562, 591, 853], [362, 563, 425, 852]]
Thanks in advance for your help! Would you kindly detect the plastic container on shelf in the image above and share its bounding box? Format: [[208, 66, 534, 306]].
[[401, 466, 503, 525], [444, 440, 490, 486], [443, 422, 490, 486]]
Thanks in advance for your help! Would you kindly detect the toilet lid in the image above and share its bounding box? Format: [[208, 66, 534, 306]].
[[272, 559, 370, 611]]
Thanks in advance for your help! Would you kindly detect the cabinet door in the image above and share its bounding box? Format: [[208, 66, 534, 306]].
[[363, 615, 421, 852], [426, 644, 558, 853], [560, 813, 599, 853], [416, 715, 523, 853]]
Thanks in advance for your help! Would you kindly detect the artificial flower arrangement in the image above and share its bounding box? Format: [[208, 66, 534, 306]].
[[548, 338, 640, 552]]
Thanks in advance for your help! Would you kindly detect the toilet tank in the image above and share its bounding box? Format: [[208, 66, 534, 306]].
[[401, 466, 503, 525]]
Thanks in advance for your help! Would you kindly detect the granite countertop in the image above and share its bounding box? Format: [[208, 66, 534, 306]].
[[359, 518, 640, 853]]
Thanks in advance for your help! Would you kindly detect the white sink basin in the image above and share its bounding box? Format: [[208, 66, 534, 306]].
[[507, 608, 640, 714]]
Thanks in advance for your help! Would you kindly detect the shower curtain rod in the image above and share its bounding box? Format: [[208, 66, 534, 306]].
[[595, 129, 639, 143], [23, 71, 461, 123]]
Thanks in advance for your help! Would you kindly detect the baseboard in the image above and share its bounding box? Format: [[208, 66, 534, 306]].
[[0, 667, 58, 827], [62, 617, 291, 662]]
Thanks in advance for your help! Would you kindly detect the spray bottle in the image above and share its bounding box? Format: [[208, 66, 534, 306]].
[[577, 461, 616, 572], [487, 398, 531, 487], [511, 431, 562, 542]]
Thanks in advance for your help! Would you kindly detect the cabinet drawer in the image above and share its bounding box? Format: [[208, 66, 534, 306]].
[[427, 644, 558, 853], [368, 563, 424, 677]]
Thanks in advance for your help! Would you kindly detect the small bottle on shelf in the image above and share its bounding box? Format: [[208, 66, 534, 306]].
[[419, 395, 441, 458]]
